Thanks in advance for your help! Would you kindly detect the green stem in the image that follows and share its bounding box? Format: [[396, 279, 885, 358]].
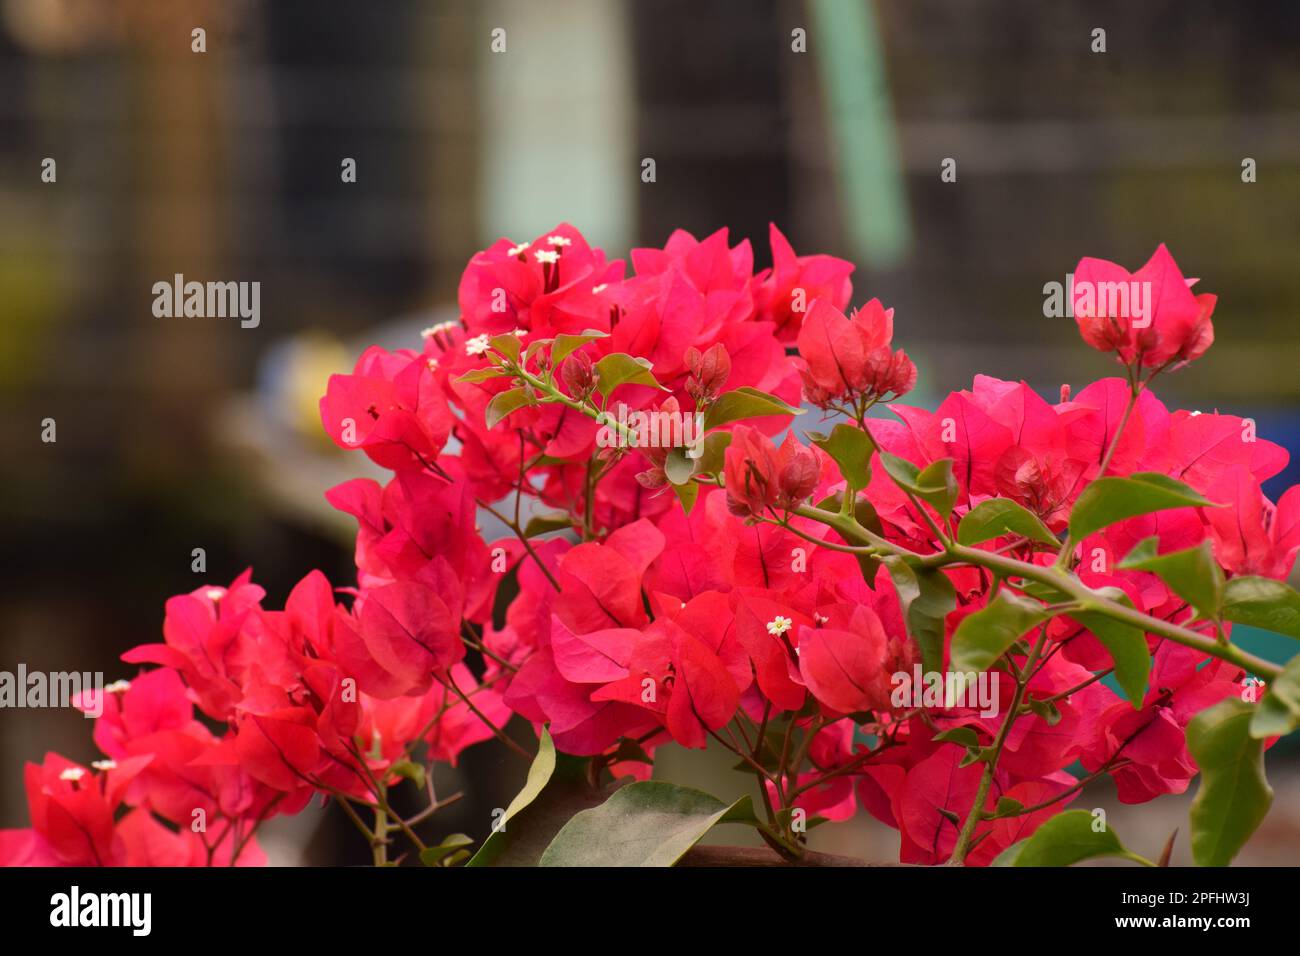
[[948, 626, 1048, 865], [479, 500, 561, 592], [788, 503, 1282, 681]]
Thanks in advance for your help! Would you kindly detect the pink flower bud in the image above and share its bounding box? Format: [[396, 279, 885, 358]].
[[560, 350, 595, 400], [685, 343, 731, 404]]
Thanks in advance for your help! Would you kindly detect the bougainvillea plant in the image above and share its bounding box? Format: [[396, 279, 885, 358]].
[[6, 225, 1300, 868]]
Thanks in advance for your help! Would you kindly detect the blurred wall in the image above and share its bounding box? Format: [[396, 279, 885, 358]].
[[1, 0, 1298, 861]]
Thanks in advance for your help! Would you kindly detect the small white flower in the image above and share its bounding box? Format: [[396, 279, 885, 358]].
[[426, 358, 440, 371], [534, 250, 560, 265], [105, 679, 132, 694], [507, 241, 530, 257], [591, 283, 608, 295], [813, 613, 829, 626], [59, 768, 86, 782], [91, 760, 117, 772], [766, 615, 793, 636], [205, 588, 225, 602], [465, 334, 492, 356], [511, 328, 527, 337], [546, 235, 572, 247], [421, 320, 457, 339], [1189, 410, 1202, 417]]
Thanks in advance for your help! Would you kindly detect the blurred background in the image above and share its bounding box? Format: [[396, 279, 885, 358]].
[[2, 0, 1298, 864]]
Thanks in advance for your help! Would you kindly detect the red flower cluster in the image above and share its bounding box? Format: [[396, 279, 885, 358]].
[[5, 230, 1295, 868], [796, 298, 916, 410], [1073, 243, 1216, 369]]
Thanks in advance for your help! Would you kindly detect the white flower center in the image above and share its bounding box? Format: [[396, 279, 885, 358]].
[[465, 334, 492, 356], [766, 615, 793, 636]]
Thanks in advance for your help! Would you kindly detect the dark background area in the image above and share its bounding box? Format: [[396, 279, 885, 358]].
[[2, 0, 1298, 864]]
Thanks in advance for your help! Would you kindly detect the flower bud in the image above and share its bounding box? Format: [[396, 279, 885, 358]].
[[685, 343, 731, 404], [776, 443, 820, 507], [560, 350, 595, 401], [723, 425, 780, 517]]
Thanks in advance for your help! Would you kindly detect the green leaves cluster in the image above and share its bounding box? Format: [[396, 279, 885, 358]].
[[465, 730, 756, 867]]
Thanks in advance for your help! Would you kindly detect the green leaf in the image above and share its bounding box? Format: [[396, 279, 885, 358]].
[[551, 329, 607, 365], [1250, 655, 1300, 738], [883, 556, 956, 676], [420, 833, 474, 867], [917, 459, 959, 519], [1186, 698, 1273, 866], [523, 512, 573, 538], [672, 478, 700, 514], [1118, 537, 1224, 622], [594, 353, 664, 397], [695, 431, 732, 476], [701, 386, 801, 432], [488, 332, 522, 362], [957, 499, 1058, 548], [538, 782, 756, 867], [994, 810, 1148, 867], [485, 387, 534, 429], [466, 729, 607, 867], [878, 452, 957, 519], [808, 423, 874, 493], [950, 591, 1051, 674], [663, 446, 696, 485], [523, 337, 554, 364], [775, 805, 830, 831], [990, 797, 1025, 820], [877, 451, 939, 494], [1068, 472, 1217, 543], [1071, 612, 1149, 706], [1027, 696, 1062, 726], [932, 727, 980, 747], [1072, 587, 1150, 706], [456, 366, 512, 384], [1223, 576, 1300, 641], [389, 759, 425, 790]]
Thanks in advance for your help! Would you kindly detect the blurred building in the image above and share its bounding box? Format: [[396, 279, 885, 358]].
[[1, 0, 1298, 863]]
